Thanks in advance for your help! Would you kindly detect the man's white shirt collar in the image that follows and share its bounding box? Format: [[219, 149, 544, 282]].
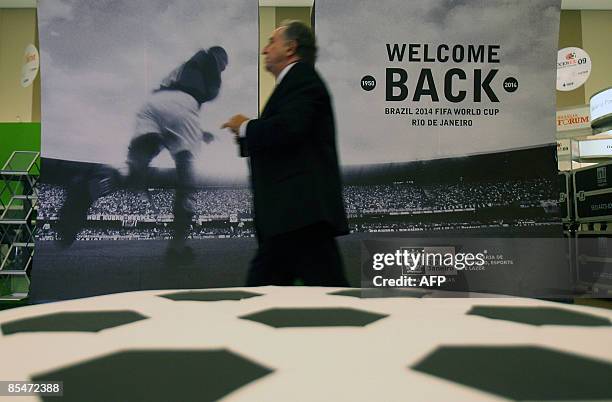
[[276, 62, 298, 86]]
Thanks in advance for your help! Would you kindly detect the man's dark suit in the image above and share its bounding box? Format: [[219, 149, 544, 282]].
[[239, 61, 349, 286]]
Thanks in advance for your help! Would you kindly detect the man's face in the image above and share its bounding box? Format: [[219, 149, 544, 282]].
[[262, 27, 293, 76]]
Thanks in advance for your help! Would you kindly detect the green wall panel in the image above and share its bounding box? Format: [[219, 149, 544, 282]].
[[0, 123, 41, 165], [0, 123, 40, 205]]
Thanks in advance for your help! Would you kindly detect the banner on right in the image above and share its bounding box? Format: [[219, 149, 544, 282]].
[[316, 0, 562, 235]]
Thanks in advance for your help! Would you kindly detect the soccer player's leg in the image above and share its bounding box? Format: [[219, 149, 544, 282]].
[[57, 99, 163, 247], [125, 133, 163, 188], [57, 165, 121, 247], [166, 150, 196, 264], [127, 97, 167, 208], [155, 92, 204, 263]]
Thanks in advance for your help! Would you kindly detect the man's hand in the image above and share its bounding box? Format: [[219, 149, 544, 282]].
[[221, 114, 249, 135]]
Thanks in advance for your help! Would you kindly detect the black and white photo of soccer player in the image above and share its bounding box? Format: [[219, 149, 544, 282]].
[[57, 47, 228, 263]]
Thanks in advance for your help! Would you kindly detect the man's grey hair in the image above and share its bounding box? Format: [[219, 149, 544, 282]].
[[280, 20, 317, 66]]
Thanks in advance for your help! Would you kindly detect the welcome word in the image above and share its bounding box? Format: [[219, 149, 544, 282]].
[[384, 43, 508, 103]]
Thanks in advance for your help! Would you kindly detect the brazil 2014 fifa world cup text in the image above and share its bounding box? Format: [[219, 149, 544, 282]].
[[385, 43, 506, 103]]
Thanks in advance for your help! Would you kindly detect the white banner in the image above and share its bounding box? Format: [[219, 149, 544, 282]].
[[590, 87, 612, 128], [579, 138, 612, 159], [316, 0, 560, 165]]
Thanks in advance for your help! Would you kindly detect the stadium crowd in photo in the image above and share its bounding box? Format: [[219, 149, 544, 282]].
[[36, 177, 559, 241]]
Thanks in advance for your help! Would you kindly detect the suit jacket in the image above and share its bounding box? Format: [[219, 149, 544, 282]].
[[239, 62, 348, 241]]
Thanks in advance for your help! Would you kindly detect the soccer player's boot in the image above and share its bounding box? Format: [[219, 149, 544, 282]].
[[57, 165, 120, 247]]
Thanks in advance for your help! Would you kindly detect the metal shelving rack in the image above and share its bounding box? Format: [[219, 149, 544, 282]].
[[0, 151, 39, 300]]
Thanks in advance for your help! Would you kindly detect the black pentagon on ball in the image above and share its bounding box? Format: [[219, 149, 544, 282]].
[[240, 307, 388, 328], [467, 306, 611, 327], [412, 345, 612, 401], [1, 311, 148, 335], [159, 290, 263, 302], [32, 349, 273, 402]]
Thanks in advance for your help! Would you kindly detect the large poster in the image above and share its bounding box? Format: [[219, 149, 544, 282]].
[[314, 0, 568, 295], [33, 0, 567, 301], [317, 0, 560, 163], [34, 0, 258, 301], [315, 0, 562, 233]]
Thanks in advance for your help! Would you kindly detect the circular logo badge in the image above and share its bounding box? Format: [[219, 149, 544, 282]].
[[361, 75, 376, 91], [557, 47, 591, 92], [503, 77, 519, 93], [21, 44, 39, 88]]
